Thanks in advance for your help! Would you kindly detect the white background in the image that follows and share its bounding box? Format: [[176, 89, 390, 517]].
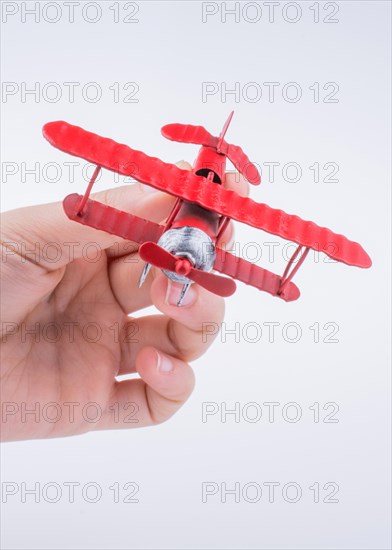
[[1, 1, 391, 549]]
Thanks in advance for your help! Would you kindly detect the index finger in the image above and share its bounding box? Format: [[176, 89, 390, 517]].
[[117, 274, 225, 372]]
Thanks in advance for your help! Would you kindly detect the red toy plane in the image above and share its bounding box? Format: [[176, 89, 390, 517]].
[[43, 112, 371, 306]]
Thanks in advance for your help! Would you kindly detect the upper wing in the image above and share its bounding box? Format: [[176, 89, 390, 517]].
[[44, 121, 371, 268], [43, 121, 193, 191]]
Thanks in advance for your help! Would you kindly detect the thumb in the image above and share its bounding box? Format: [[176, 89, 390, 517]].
[[0, 182, 174, 326], [1, 183, 174, 272], [1, 159, 193, 272]]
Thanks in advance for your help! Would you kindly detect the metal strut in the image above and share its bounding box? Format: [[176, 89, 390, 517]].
[[278, 245, 310, 296], [216, 216, 231, 243], [163, 197, 183, 232], [77, 165, 101, 216]]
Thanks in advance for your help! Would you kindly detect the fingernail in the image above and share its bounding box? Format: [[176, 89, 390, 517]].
[[165, 280, 197, 307], [156, 350, 174, 373]]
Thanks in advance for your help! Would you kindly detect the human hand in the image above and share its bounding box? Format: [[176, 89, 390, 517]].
[[0, 163, 248, 441]]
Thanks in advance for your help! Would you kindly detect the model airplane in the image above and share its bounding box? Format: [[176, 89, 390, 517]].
[[43, 112, 371, 305]]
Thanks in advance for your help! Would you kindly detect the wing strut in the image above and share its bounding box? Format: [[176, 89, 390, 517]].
[[278, 245, 310, 297], [77, 165, 101, 215]]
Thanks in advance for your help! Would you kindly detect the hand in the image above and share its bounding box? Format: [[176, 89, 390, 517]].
[[0, 163, 248, 441]]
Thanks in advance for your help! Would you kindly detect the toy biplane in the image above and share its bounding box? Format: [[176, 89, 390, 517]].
[[43, 112, 371, 306]]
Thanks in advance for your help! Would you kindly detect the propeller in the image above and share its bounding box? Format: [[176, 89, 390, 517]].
[[139, 242, 236, 298], [161, 112, 261, 185]]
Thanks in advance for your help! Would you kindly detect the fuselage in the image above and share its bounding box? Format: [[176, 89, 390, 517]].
[[156, 145, 228, 284]]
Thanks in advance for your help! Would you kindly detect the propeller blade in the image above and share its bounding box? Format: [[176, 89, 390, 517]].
[[218, 111, 234, 144], [139, 241, 178, 271], [187, 267, 236, 298], [139, 242, 236, 298]]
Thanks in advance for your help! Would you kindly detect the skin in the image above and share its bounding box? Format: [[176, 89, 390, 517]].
[[0, 163, 249, 441]]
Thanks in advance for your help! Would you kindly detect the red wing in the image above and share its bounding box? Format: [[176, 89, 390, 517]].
[[219, 141, 261, 185], [214, 248, 300, 302], [130, 159, 369, 268], [43, 121, 194, 190], [216, 199, 371, 268], [45, 122, 371, 268], [63, 193, 164, 244], [120, 167, 369, 268], [161, 123, 216, 147], [161, 123, 261, 185]]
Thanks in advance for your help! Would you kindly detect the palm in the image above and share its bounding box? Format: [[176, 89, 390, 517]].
[[2, 253, 127, 440]]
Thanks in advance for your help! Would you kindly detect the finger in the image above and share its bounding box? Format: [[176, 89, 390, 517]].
[[97, 346, 195, 429], [224, 171, 249, 196], [1, 184, 174, 320], [150, 275, 225, 361], [108, 253, 155, 314], [1, 179, 179, 272], [110, 239, 232, 316], [0, 185, 146, 270], [117, 274, 225, 374]]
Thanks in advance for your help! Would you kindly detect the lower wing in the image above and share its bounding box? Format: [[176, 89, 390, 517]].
[[63, 194, 298, 301], [63, 194, 164, 244], [214, 248, 300, 302]]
